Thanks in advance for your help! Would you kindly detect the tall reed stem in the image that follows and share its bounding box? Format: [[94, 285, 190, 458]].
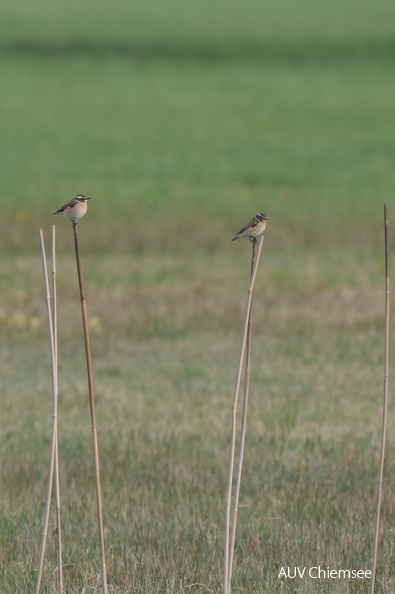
[[223, 236, 264, 594], [72, 222, 108, 594], [370, 204, 390, 594], [35, 229, 58, 594], [227, 237, 262, 592], [51, 226, 63, 594]]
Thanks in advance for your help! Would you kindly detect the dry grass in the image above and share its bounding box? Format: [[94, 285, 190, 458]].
[[1, 237, 394, 592]]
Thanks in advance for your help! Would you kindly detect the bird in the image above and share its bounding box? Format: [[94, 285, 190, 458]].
[[53, 194, 90, 225], [232, 212, 267, 242]]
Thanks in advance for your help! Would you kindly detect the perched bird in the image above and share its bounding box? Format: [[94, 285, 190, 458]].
[[53, 194, 90, 224], [232, 212, 267, 241]]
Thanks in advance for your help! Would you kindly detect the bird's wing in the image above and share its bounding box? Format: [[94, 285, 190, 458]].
[[235, 216, 257, 235], [56, 199, 79, 213]]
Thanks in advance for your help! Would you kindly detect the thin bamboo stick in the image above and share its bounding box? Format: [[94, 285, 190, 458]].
[[34, 229, 59, 594], [51, 226, 63, 594], [71, 222, 108, 594], [223, 235, 264, 594], [227, 237, 263, 593], [370, 204, 390, 594]]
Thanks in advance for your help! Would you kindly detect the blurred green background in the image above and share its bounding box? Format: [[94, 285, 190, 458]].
[[2, 0, 395, 254]]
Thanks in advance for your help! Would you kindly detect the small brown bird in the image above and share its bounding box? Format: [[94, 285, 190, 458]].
[[53, 194, 90, 224], [232, 212, 267, 241]]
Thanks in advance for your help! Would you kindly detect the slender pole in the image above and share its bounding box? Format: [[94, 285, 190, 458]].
[[223, 235, 264, 594], [52, 226, 63, 594], [71, 222, 108, 594], [35, 230, 58, 594], [370, 204, 390, 594], [227, 237, 263, 593]]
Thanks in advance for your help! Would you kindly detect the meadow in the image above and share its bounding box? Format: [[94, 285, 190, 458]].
[[1, 1, 395, 592]]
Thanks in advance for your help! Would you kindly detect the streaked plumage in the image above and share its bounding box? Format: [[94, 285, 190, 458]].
[[53, 194, 90, 224], [232, 212, 267, 241]]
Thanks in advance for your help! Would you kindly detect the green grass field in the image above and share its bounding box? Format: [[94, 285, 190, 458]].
[[2, 1, 395, 592]]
